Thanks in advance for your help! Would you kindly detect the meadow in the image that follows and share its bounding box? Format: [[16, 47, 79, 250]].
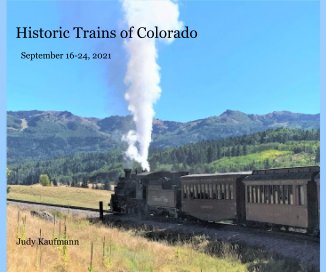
[[7, 204, 248, 272], [7, 184, 111, 209], [207, 149, 316, 172]]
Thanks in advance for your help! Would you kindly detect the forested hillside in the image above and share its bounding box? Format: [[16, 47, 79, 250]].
[[8, 110, 319, 163], [7, 128, 320, 185]]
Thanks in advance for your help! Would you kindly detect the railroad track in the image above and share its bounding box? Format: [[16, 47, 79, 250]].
[[7, 198, 319, 243], [7, 198, 109, 214], [203, 220, 320, 244]]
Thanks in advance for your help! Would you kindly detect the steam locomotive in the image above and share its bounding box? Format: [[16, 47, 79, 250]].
[[110, 166, 320, 233]]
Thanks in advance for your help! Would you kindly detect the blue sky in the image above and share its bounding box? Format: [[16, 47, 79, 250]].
[[7, 0, 320, 122]]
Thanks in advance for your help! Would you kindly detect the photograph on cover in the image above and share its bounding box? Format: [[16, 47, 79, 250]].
[[7, 0, 320, 271]]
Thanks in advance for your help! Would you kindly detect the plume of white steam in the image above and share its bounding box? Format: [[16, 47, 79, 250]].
[[121, 0, 183, 171]]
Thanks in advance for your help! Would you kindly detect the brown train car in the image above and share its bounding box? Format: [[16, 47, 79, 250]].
[[244, 166, 320, 231], [180, 172, 251, 222], [315, 172, 320, 231]]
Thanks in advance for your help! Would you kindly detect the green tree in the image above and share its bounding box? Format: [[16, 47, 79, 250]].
[[52, 178, 58, 186], [39, 174, 51, 186], [81, 178, 89, 188], [6, 167, 12, 178], [104, 182, 110, 190], [315, 146, 320, 163]]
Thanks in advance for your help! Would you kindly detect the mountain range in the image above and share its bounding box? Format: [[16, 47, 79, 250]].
[[7, 110, 320, 163]]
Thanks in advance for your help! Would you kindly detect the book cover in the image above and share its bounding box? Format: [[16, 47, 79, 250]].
[[5, 0, 321, 271]]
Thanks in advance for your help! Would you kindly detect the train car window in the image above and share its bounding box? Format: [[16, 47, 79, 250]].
[[197, 184, 201, 199], [257, 186, 261, 203], [297, 185, 305, 206], [260, 185, 264, 204], [254, 186, 257, 203], [192, 184, 195, 199], [212, 184, 217, 199], [204, 184, 208, 199], [273, 185, 279, 204], [264, 186, 270, 204], [216, 184, 219, 199], [247, 186, 250, 203], [283, 185, 289, 205], [190, 184, 194, 199], [259, 186, 263, 203], [221, 184, 225, 200], [251, 186, 254, 203], [230, 184, 234, 200], [226, 184, 229, 200], [219, 184, 223, 200], [215, 184, 219, 199], [289, 185, 294, 205], [200, 184, 204, 199], [203, 184, 206, 199], [300, 186, 305, 206], [270, 185, 274, 204], [198, 184, 201, 199], [300, 185, 305, 205], [248, 186, 252, 203], [253, 186, 256, 203], [216, 184, 220, 199], [193, 184, 198, 199], [188, 185, 191, 199], [209, 184, 213, 199], [183, 185, 187, 199], [279, 185, 283, 204]]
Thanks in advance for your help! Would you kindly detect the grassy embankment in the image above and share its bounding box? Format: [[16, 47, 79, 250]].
[[208, 149, 315, 171], [7, 205, 248, 272], [156, 149, 317, 173], [7, 184, 111, 209]]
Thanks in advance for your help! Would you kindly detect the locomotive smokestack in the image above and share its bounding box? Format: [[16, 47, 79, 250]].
[[124, 169, 132, 179]]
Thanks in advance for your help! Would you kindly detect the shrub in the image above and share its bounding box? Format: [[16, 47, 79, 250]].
[[39, 174, 51, 186]]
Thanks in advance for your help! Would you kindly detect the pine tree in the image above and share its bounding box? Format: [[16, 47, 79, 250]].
[[315, 146, 320, 163]]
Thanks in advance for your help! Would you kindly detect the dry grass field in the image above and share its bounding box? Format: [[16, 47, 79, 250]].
[[7, 205, 248, 272], [7, 184, 112, 209]]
